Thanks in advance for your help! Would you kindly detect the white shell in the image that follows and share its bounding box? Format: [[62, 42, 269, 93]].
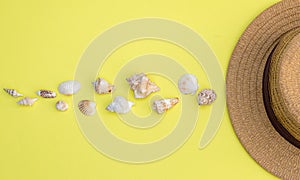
[[152, 98, 179, 114], [37, 90, 56, 98], [126, 73, 160, 98], [78, 100, 96, 116], [92, 78, 114, 94], [58, 80, 81, 95], [106, 96, 134, 114], [17, 97, 38, 106], [197, 89, 216, 105], [178, 74, 198, 95], [3, 88, 23, 97], [56, 100, 68, 111]]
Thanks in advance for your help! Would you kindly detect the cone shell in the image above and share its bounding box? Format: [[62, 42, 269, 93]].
[[78, 100, 96, 116], [92, 78, 114, 94], [106, 96, 134, 114], [17, 97, 38, 106], [152, 98, 179, 114], [37, 90, 56, 98], [126, 73, 160, 98], [56, 100, 68, 111], [197, 89, 216, 105], [3, 88, 23, 97], [178, 74, 198, 95], [58, 80, 81, 95]]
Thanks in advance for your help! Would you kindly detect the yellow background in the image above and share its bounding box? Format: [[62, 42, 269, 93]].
[[0, 0, 280, 179]]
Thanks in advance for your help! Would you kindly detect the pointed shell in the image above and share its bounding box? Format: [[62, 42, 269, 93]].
[[3, 88, 23, 97], [178, 74, 198, 95], [56, 100, 68, 111], [37, 90, 56, 98], [17, 97, 38, 106], [58, 80, 81, 95], [197, 89, 216, 105], [78, 100, 96, 116], [152, 98, 179, 114], [106, 96, 134, 114], [92, 78, 114, 94], [126, 73, 160, 98]]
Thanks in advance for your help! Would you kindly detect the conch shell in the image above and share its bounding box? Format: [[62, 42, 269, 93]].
[[106, 96, 134, 114], [92, 78, 114, 94], [152, 97, 179, 114], [197, 89, 216, 105], [37, 90, 56, 98], [3, 88, 23, 97], [178, 74, 198, 95], [78, 100, 97, 116], [17, 97, 38, 106]]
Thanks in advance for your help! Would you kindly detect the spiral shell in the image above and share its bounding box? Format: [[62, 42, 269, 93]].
[[17, 97, 38, 106], [58, 80, 81, 95], [92, 78, 114, 94], [178, 74, 198, 95], [197, 89, 216, 105], [37, 90, 56, 98], [78, 100, 96, 116], [3, 88, 23, 97], [152, 98, 179, 114], [126, 73, 160, 98], [56, 100, 68, 111], [106, 96, 134, 114]]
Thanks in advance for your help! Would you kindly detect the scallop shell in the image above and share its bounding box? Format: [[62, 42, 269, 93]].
[[78, 100, 96, 116], [152, 97, 179, 114], [37, 90, 56, 98], [58, 80, 81, 95], [178, 74, 198, 95], [197, 89, 216, 105], [106, 96, 134, 114], [3, 88, 23, 97], [126, 73, 160, 98], [17, 97, 38, 106], [92, 78, 114, 94], [56, 100, 68, 111]]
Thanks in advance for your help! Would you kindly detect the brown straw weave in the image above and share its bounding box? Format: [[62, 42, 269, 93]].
[[226, 0, 300, 179]]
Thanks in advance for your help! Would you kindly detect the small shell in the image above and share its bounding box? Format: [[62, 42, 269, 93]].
[[106, 96, 134, 114], [126, 73, 160, 98], [178, 74, 198, 95], [197, 89, 216, 105], [152, 98, 179, 114], [58, 80, 81, 95], [56, 100, 68, 111], [17, 97, 38, 106], [37, 90, 56, 98], [78, 100, 96, 116], [92, 78, 114, 94], [3, 88, 23, 97]]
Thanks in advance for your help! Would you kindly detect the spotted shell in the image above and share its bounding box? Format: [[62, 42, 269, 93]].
[[56, 100, 68, 111], [58, 80, 81, 95], [197, 89, 216, 105], [152, 97, 179, 114], [106, 96, 134, 114], [3, 88, 23, 97], [92, 78, 114, 94], [78, 100, 96, 116], [37, 90, 56, 98], [17, 97, 38, 106], [178, 74, 198, 95]]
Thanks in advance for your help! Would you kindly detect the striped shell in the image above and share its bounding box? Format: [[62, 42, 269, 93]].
[[106, 96, 134, 114], [3, 88, 23, 97], [58, 80, 81, 95], [152, 97, 179, 114], [197, 89, 216, 105], [37, 90, 56, 98], [56, 100, 68, 111], [17, 97, 38, 106], [92, 78, 114, 94], [78, 100, 96, 116], [178, 74, 198, 95]]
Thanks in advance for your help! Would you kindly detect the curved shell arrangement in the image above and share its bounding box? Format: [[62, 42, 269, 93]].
[[106, 96, 134, 114], [92, 78, 114, 94], [152, 98, 179, 114], [78, 100, 96, 116], [3, 88, 23, 97], [56, 100, 68, 111], [37, 90, 56, 98], [178, 74, 198, 95], [126, 73, 160, 98], [58, 80, 81, 95], [197, 89, 217, 105], [17, 97, 38, 106]]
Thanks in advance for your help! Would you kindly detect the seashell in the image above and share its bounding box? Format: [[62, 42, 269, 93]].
[[37, 90, 56, 98], [178, 74, 198, 95], [92, 78, 114, 94], [152, 97, 179, 114], [17, 97, 38, 106], [126, 73, 160, 98], [58, 80, 81, 95], [3, 88, 23, 97], [197, 89, 217, 105], [78, 100, 96, 116], [56, 100, 68, 111], [106, 96, 134, 114]]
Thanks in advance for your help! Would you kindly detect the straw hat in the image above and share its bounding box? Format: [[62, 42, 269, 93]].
[[226, 0, 300, 179]]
